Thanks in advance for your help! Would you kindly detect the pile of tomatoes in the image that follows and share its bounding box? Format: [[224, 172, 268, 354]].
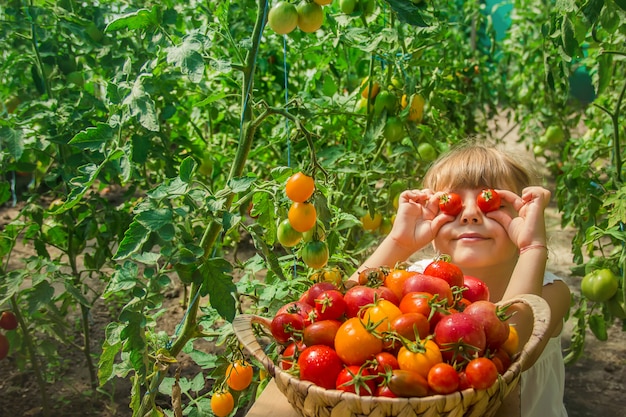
[[269, 257, 519, 397]]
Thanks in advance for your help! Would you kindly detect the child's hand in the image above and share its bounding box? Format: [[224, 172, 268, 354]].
[[388, 189, 449, 250], [489, 186, 551, 249]]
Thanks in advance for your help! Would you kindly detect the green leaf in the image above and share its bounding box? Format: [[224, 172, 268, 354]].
[[58, 163, 102, 213], [0, 127, 24, 161], [136, 208, 173, 231], [588, 313, 608, 341], [105, 7, 160, 32], [383, 0, 429, 27], [228, 175, 256, 194], [63, 281, 91, 307], [69, 123, 114, 151], [27, 281, 55, 314], [104, 261, 141, 297], [581, 0, 605, 24], [114, 221, 150, 260], [615, 0, 626, 11], [123, 75, 159, 132], [597, 53, 613, 95], [561, 15, 578, 58], [0, 270, 26, 305], [180, 156, 196, 183], [98, 338, 122, 385], [604, 186, 626, 228], [200, 258, 236, 321], [166, 37, 205, 83]]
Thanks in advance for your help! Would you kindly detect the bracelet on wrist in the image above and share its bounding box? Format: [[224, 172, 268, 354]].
[[519, 244, 548, 255]]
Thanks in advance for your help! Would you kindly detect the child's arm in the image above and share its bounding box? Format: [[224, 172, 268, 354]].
[[348, 189, 448, 282], [492, 187, 570, 369]]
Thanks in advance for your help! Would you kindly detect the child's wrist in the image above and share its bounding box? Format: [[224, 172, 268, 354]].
[[519, 244, 548, 255]]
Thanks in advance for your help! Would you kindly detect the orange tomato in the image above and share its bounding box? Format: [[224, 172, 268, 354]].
[[501, 324, 519, 356], [210, 391, 234, 417], [288, 202, 317, 232], [362, 299, 402, 333], [225, 360, 254, 391], [285, 172, 315, 202], [397, 339, 442, 379], [334, 317, 384, 366], [384, 269, 413, 300]]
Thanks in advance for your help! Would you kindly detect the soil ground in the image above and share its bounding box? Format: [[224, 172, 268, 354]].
[[0, 133, 625, 416]]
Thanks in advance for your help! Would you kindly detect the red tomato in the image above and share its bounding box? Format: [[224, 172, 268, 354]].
[[305, 282, 338, 306], [402, 274, 454, 305], [298, 345, 344, 389], [314, 290, 346, 321], [399, 291, 435, 317], [423, 257, 464, 289], [387, 369, 429, 397], [427, 362, 460, 394], [433, 312, 486, 364], [276, 301, 315, 324], [0, 333, 9, 360], [439, 192, 462, 216], [476, 189, 501, 213], [463, 300, 510, 349], [303, 319, 342, 348], [280, 341, 306, 370], [376, 384, 398, 398], [0, 311, 18, 331], [335, 365, 377, 395], [369, 351, 399, 384], [390, 312, 430, 343], [462, 275, 490, 303], [334, 317, 384, 366], [270, 313, 305, 344], [465, 357, 499, 390]]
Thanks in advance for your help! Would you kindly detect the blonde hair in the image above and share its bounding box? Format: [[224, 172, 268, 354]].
[[422, 142, 539, 194]]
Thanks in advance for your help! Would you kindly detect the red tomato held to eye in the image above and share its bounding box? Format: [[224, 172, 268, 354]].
[[314, 290, 347, 321], [298, 345, 344, 389], [427, 362, 460, 394], [335, 365, 377, 395], [439, 192, 462, 216], [423, 257, 464, 289], [462, 275, 491, 303], [476, 189, 501, 213], [465, 357, 499, 390], [270, 313, 305, 344]]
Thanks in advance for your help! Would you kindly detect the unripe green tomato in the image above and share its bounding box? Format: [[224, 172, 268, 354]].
[[581, 269, 619, 302], [301, 240, 329, 269], [277, 219, 303, 248]]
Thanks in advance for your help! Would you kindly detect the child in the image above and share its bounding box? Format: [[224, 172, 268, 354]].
[[350, 143, 570, 417]]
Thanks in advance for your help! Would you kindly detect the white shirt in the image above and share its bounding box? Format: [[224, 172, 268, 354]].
[[408, 261, 568, 417]]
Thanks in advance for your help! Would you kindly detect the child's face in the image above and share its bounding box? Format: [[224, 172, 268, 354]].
[[433, 188, 518, 270]]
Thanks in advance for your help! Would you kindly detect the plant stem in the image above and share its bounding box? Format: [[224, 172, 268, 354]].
[[10, 295, 50, 417]]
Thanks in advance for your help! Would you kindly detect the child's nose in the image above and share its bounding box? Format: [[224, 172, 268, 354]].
[[459, 196, 483, 224]]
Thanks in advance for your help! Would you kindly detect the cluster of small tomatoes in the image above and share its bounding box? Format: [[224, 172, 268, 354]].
[[277, 172, 330, 270], [269, 257, 519, 397], [210, 360, 255, 417], [0, 310, 19, 361]]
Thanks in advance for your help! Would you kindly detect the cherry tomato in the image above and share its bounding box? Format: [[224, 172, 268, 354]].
[[376, 384, 398, 398], [465, 357, 498, 390], [369, 351, 399, 384], [427, 362, 460, 394], [303, 319, 342, 348], [210, 390, 234, 417], [397, 339, 442, 379], [285, 172, 315, 203], [501, 324, 519, 356], [439, 192, 462, 216], [225, 360, 254, 391], [434, 312, 486, 364], [476, 189, 501, 213], [0, 311, 18, 331], [280, 341, 306, 370], [402, 273, 454, 305], [298, 345, 344, 389], [390, 312, 430, 342], [463, 300, 510, 349], [305, 282, 338, 306], [335, 365, 376, 395], [288, 202, 317, 232], [314, 289, 346, 321], [276, 301, 315, 323], [362, 299, 402, 333], [270, 313, 305, 344], [423, 257, 464, 289], [384, 269, 414, 300], [276, 218, 302, 248], [462, 275, 491, 303], [301, 240, 329, 269], [357, 267, 387, 286], [387, 369, 429, 398], [399, 292, 435, 317], [334, 317, 384, 366]]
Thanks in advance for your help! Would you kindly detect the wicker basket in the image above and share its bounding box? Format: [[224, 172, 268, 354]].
[[233, 294, 550, 417]]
